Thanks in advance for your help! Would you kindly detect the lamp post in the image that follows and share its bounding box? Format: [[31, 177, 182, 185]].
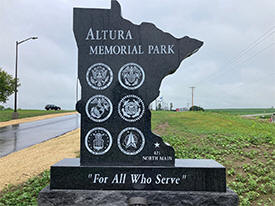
[[12, 36, 38, 119]]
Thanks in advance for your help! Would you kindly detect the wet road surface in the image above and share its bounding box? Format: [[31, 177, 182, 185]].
[[0, 114, 80, 157]]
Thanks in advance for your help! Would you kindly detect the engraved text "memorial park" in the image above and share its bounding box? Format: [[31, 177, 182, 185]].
[[85, 27, 175, 56]]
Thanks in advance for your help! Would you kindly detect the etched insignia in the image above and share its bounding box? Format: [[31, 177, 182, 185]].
[[118, 63, 145, 90], [118, 127, 145, 155], [85, 127, 112, 155], [118, 95, 145, 122], [85, 95, 113, 122], [86, 63, 113, 90]]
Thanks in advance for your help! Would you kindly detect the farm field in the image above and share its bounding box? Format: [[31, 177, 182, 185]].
[[0, 109, 74, 122], [207, 108, 275, 115], [0, 111, 274, 206]]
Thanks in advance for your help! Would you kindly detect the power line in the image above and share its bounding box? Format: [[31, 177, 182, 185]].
[[224, 25, 275, 66], [181, 25, 275, 87], [195, 42, 275, 86]]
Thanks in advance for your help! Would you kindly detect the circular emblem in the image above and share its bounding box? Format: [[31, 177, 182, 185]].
[[85, 127, 112, 155], [85, 95, 113, 122], [118, 63, 145, 90], [86, 63, 113, 90], [118, 127, 145, 155], [118, 95, 145, 122]]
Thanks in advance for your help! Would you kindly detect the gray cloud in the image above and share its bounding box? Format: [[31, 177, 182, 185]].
[[0, 0, 274, 110]]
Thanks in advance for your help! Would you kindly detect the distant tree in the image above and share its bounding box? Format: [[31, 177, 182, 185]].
[[189, 105, 204, 112], [170, 102, 173, 111], [0, 68, 19, 103], [157, 103, 162, 111]]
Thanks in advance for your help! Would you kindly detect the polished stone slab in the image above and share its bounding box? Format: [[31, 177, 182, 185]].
[[39, 186, 238, 206], [74, 0, 203, 167], [50, 158, 226, 192]]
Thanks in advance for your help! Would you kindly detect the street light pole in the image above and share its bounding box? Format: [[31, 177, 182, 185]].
[[14, 42, 18, 115], [12, 36, 38, 119]]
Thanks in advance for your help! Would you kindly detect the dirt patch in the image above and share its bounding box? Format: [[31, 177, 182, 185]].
[[153, 122, 169, 135], [0, 112, 77, 128], [0, 129, 80, 191]]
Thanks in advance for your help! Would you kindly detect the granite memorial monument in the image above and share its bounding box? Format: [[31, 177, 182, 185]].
[[38, 1, 238, 205]]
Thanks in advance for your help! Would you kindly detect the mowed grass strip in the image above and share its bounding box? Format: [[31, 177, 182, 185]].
[[153, 111, 275, 206], [207, 108, 275, 115], [0, 111, 274, 206], [0, 109, 74, 122]]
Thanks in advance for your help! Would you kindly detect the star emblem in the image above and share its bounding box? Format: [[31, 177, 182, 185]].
[[154, 142, 160, 148]]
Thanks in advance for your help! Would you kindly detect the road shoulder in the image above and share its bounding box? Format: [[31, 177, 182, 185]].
[[0, 112, 77, 128], [0, 128, 80, 191]]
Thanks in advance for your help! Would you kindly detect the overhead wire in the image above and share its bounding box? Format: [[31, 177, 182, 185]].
[[223, 26, 275, 66], [202, 42, 275, 85], [183, 25, 275, 87]]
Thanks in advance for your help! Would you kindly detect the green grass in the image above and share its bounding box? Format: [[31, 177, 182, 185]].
[[207, 108, 275, 115], [0, 109, 74, 122], [0, 111, 274, 205], [152, 111, 275, 206], [0, 171, 50, 206]]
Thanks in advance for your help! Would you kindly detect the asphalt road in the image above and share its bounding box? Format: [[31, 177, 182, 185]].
[[0, 114, 80, 157]]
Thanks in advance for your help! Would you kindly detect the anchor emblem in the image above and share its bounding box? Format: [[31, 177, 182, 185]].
[[118, 63, 145, 90]]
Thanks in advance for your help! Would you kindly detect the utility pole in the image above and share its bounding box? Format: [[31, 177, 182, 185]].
[[189, 86, 195, 111]]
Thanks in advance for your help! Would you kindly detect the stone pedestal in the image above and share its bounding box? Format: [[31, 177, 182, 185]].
[[38, 186, 239, 206], [38, 158, 239, 205]]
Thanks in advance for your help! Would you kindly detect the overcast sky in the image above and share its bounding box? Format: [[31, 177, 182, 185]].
[[0, 0, 274, 110]]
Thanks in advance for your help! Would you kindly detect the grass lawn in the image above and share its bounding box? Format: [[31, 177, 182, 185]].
[[0, 111, 274, 205], [153, 111, 275, 206], [0, 109, 74, 122], [207, 108, 275, 115], [0, 171, 50, 206]]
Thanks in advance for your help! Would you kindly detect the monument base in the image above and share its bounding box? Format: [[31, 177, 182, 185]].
[[38, 186, 239, 206], [50, 158, 226, 192]]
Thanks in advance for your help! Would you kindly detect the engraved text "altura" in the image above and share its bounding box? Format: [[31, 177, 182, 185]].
[[86, 28, 133, 41]]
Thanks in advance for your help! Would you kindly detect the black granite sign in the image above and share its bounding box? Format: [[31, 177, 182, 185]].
[[74, 0, 203, 166], [45, 0, 233, 196], [50, 159, 226, 192]]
